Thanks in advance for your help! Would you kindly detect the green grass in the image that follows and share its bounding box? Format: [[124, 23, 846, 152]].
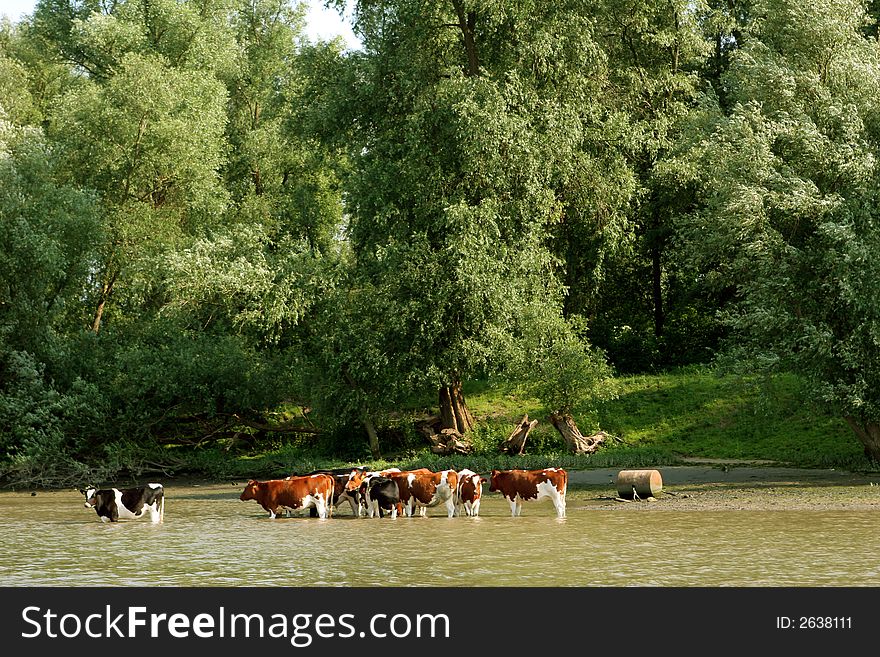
[[186, 366, 878, 480], [596, 368, 865, 468], [11, 366, 875, 489]]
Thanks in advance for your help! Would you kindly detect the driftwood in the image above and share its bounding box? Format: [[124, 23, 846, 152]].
[[500, 414, 538, 455], [439, 379, 476, 434], [416, 416, 473, 455], [548, 412, 609, 454]]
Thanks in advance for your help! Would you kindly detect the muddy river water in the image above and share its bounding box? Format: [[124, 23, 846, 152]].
[[2, 479, 879, 587]]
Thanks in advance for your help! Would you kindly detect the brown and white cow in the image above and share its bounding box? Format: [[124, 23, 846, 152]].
[[299, 468, 367, 516], [454, 469, 484, 517], [489, 468, 567, 518], [388, 469, 458, 518], [239, 474, 334, 519]]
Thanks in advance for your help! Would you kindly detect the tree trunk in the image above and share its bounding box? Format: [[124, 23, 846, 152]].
[[363, 414, 381, 460], [652, 244, 664, 338], [91, 269, 118, 334], [342, 366, 381, 459], [844, 416, 880, 462], [439, 377, 475, 434], [452, 0, 479, 77], [549, 412, 607, 455], [500, 414, 538, 455]]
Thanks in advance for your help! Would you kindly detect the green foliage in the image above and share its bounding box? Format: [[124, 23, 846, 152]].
[[0, 120, 100, 351], [5, 0, 880, 484], [510, 313, 617, 420], [672, 0, 880, 452], [0, 351, 106, 486]]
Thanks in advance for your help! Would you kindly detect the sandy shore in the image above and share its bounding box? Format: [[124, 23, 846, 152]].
[[9, 462, 879, 512], [568, 464, 880, 511]]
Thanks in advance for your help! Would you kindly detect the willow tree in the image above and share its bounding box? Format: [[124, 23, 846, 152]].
[[35, 0, 233, 333], [307, 0, 621, 455], [674, 0, 880, 460]]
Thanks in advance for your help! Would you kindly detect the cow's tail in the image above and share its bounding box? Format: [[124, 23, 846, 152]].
[[159, 488, 166, 522]]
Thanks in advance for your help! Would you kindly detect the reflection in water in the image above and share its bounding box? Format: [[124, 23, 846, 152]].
[[1, 485, 878, 586]]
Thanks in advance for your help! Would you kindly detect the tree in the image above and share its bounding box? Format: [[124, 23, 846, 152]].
[[577, 0, 723, 372], [34, 0, 232, 333], [0, 119, 100, 356], [224, 0, 344, 255], [514, 314, 617, 453], [308, 0, 630, 456], [674, 0, 880, 460]]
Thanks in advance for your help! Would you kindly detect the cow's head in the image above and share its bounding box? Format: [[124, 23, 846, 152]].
[[488, 470, 500, 492], [239, 480, 261, 501], [345, 469, 367, 492], [80, 486, 98, 508]]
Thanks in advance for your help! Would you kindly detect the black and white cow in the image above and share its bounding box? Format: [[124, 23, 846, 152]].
[[81, 484, 165, 523], [360, 476, 401, 518]]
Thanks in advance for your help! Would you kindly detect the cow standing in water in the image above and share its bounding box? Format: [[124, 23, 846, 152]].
[[239, 474, 334, 519], [359, 476, 401, 518], [455, 469, 484, 517], [81, 484, 165, 523], [389, 469, 459, 518], [489, 468, 567, 518]]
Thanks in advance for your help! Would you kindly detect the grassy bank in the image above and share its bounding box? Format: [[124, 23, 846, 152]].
[[152, 367, 877, 481], [3, 366, 877, 489]]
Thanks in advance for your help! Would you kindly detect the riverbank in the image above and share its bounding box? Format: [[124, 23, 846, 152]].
[[55, 462, 880, 512], [7, 458, 880, 512], [569, 464, 880, 511]]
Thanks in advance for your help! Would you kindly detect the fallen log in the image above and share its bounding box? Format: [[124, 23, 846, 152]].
[[416, 416, 473, 455], [500, 414, 538, 455], [548, 412, 608, 454]]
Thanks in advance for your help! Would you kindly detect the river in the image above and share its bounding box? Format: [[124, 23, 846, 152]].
[[2, 482, 878, 586]]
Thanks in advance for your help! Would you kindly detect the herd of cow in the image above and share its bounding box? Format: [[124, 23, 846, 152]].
[[80, 466, 569, 523]]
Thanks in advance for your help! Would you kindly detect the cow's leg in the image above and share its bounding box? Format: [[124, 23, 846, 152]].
[[391, 504, 398, 519], [554, 494, 566, 518], [515, 498, 523, 516], [445, 498, 455, 518], [507, 497, 518, 517], [472, 499, 481, 516], [316, 498, 328, 519], [149, 502, 161, 523]]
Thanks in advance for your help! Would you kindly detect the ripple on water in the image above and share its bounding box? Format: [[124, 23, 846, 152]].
[[2, 489, 880, 586]]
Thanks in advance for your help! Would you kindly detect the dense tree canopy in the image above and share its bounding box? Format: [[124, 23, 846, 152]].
[[671, 0, 880, 459], [3, 0, 880, 482]]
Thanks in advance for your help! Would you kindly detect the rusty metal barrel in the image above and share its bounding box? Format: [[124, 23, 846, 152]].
[[616, 469, 663, 499]]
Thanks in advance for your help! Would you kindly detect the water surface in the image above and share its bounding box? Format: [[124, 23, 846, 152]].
[[2, 485, 878, 586]]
